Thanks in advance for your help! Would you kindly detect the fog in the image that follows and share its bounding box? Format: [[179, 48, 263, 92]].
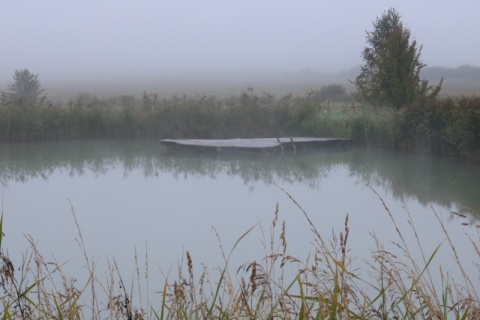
[[1, 0, 479, 94]]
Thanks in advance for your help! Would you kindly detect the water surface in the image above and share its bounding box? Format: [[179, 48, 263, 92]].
[[1, 139, 478, 296]]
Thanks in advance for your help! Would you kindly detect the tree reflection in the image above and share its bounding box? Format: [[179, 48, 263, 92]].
[[0, 140, 478, 220]]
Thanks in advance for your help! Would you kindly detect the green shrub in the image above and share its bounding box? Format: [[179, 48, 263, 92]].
[[445, 96, 480, 159], [314, 84, 352, 103], [350, 106, 397, 147], [397, 99, 453, 154], [395, 97, 480, 157]]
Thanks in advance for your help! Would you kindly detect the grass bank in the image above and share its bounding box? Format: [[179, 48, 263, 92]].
[[0, 90, 479, 159], [1, 190, 479, 319]]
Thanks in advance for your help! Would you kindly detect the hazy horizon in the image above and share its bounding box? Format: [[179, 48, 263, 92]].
[[2, 1, 479, 81]]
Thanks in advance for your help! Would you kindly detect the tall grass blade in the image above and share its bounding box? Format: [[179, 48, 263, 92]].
[[442, 278, 449, 319], [330, 269, 340, 319], [269, 273, 301, 318], [297, 276, 306, 320], [157, 278, 168, 320], [460, 306, 470, 320], [0, 214, 3, 249], [331, 257, 360, 279], [394, 243, 441, 308], [1, 306, 11, 320], [52, 293, 65, 320], [207, 225, 256, 316]]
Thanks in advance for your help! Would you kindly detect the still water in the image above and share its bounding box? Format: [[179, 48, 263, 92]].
[[1, 139, 479, 296]]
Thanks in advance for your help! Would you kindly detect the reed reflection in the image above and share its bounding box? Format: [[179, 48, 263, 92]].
[[0, 139, 478, 219]]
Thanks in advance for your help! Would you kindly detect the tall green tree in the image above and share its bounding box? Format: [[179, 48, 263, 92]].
[[1, 69, 45, 107], [354, 8, 442, 109]]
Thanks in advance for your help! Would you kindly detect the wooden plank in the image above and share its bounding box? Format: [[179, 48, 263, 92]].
[[159, 137, 351, 152], [161, 138, 279, 148]]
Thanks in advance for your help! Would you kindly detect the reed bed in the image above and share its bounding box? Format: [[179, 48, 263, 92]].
[[1, 189, 479, 319], [1, 89, 479, 160]]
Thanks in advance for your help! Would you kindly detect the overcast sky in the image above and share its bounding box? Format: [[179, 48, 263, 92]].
[[1, 0, 479, 82]]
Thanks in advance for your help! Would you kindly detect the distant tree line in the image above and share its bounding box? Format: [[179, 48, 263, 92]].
[[421, 65, 480, 82]]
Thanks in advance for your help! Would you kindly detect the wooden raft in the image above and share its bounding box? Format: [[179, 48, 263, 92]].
[[159, 137, 351, 153]]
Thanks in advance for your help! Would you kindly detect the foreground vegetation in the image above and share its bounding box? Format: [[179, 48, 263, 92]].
[[1, 190, 479, 319], [1, 88, 479, 160]]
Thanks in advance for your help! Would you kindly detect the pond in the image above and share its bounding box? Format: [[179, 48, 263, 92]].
[[1, 139, 479, 304]]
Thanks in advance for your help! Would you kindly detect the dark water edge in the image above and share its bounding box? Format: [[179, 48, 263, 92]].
[[1, 138, 479, 221]]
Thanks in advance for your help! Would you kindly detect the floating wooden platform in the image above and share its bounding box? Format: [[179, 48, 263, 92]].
[[159, 137, 351, 153]]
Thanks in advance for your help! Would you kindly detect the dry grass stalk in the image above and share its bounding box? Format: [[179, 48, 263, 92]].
[[1, 189, 480, 319]]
